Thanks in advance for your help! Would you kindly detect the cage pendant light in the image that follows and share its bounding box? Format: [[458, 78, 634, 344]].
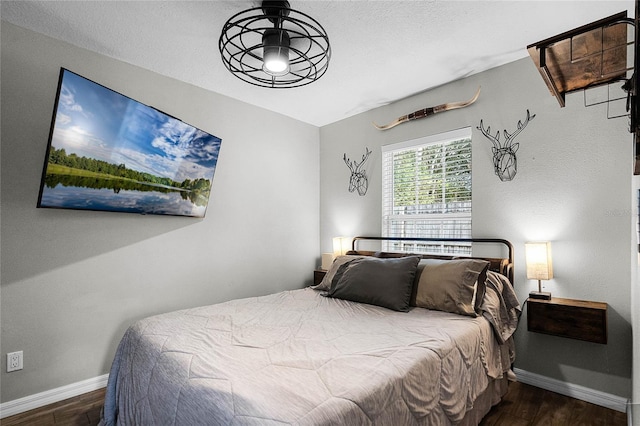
[[219, 0, 331, 88]]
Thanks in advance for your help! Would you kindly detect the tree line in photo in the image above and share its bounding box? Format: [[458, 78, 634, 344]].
[[46, 146, 211, 193]]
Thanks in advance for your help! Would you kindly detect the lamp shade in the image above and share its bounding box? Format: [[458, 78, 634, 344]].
[[333, 237, 352, 257], [525, 242, 553, 280]]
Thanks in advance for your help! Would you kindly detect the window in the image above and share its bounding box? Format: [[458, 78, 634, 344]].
[[382, 127, 472, 255]]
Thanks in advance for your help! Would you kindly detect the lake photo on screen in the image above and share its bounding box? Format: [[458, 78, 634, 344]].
[[37, 69, 222, 218]]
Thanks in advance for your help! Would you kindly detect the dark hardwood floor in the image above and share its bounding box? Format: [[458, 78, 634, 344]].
[[1, 381, 627, 425], [1, 388, 104, 426], [480, 382, 627, 426]]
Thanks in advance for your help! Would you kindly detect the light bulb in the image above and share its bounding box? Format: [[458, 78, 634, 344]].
[[264, 56, 289, 74], [262, 29, 290, 76]]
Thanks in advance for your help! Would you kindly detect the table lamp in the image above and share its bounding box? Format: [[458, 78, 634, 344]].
[[525, 241, 553, 300]]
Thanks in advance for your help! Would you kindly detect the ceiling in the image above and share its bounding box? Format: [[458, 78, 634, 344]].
[[1, 1, 635, 127]]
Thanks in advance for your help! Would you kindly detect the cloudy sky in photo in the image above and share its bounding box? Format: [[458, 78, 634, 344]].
[[50, 69, 222, 183]]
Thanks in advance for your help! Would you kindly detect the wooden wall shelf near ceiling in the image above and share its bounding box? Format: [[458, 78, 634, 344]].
[[528, 9, 640, 175], [527, 11, 633, 108]]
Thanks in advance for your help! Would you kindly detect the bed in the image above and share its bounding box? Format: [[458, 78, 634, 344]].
[[99, 237, 520, 426]]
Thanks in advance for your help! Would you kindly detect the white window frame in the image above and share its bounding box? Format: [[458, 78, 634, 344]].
[[381, 127, 472, 255]]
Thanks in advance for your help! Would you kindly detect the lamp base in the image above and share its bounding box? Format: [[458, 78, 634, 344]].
[[529, 291, 551, 300]]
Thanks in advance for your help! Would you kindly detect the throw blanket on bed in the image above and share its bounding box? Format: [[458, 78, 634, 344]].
[[482, 271, 521, 344], [101, 286, 518, 426]]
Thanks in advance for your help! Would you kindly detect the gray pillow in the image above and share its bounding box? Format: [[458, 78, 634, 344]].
[[414, 258, 490, 317], [312, 255, 365, 291], [326, 256, 420, 312]]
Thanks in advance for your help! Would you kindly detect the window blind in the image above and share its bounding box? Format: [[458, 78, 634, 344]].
[[382, 127, 472, 254]]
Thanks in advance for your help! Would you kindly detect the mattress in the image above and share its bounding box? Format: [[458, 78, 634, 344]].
[[100, 273, 518, 425]]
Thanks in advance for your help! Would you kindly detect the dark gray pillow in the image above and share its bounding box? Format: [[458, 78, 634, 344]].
[[312, 255, 365, 291], [326, 256, 420, 312]]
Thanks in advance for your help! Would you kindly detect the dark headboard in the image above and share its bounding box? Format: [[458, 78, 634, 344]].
[[349, 237, 514, 284]]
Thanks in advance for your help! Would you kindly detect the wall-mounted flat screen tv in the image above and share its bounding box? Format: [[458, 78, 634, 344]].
[[37, 68, 222, 218]]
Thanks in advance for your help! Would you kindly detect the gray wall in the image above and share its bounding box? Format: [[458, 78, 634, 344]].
[[320, 58, 633, 398], [0, 23, 319, 403]]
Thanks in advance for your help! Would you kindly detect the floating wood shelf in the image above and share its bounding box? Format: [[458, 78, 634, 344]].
[[527, 11, 633, 108], [527, 297, 608, 344]]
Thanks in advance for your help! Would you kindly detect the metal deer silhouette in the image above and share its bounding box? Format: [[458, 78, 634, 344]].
[[344, 147, 372, 196], [477, 110, 535, 182]]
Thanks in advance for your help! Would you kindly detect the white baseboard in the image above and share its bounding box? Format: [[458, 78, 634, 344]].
[[629, 402, 640, 426], [0, 374, 108, 419], [514, 368, 629, 414]]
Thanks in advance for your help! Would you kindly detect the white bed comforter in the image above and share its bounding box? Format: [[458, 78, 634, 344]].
[[101, 282, 518, 425]]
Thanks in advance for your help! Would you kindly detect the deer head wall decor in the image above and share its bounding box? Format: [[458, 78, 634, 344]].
[[477, 110, 536, 182], [344, 147, 372, 196]]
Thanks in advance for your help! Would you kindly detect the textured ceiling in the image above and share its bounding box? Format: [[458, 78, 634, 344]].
[[1, 1, 635, 126]]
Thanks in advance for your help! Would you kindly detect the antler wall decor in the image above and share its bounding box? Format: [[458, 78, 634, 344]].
[[477, 110, 536, 182], [344, 147, 372, 196], [373, 87, 481, 130]]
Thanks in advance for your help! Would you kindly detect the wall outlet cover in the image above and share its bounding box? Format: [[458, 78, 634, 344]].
[[7, 351, 23, 372]]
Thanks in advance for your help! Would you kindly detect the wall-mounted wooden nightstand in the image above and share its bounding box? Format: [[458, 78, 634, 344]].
[[527, 297, 608, 344], [313, 269, 327, 286]]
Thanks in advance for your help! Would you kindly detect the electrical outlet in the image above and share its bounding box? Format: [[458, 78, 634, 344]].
[[7, 351, 23, 372]]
